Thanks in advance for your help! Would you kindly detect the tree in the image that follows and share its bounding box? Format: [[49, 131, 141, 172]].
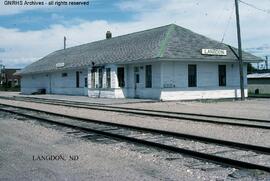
[[247, 63, 256, 74]]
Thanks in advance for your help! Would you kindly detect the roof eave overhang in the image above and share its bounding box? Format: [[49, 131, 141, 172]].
[[19, 65, 89, 76], [114, 57, 162, 65], [158, 57, 263, 63], [248, 77, 270, 79], [18, 57, 263, 76]]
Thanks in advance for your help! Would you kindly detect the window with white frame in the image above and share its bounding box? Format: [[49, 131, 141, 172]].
[[145, 65, 152, 88], [91, 69, 96, 88]]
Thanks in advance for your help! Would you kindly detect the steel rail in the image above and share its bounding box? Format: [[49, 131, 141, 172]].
[[0, 105, 269, 172], [0, 103, 269, 154], [11, 96, 270, 123], [1, 96, 269, 129], [1, 96, 269, 123]]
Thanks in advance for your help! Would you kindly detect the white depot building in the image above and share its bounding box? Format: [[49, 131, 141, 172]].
[[18, 24, 261, 100]]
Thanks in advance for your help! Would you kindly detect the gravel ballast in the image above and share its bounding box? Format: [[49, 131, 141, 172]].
[[115, 99, 270, 120], [1, 111, 269, 180], [0, 99, 269, 148]]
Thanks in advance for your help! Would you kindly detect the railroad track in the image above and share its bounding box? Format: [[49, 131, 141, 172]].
[[0, 96, 270, 129], [0, 104, 269, 172]]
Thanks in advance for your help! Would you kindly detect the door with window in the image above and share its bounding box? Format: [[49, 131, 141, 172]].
[[84, 76, 88, 96], [188, 65, 197, 87], [134, 67, 140, 98]]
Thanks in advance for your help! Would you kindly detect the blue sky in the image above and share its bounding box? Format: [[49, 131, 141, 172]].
[[0, 1, 132, 31], [0, 0, 269, 68]]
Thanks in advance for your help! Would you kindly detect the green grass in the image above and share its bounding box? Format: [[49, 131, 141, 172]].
[[0, 87, 20, 92], [248, 93, 270, 98]]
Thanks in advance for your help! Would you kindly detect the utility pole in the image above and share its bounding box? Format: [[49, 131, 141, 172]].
[[64, 36, 67, 50], [235, 0, 245, 100], [0, 63, 4, 86], [0, 64, 5, 88], [266, 56, 268, 69]]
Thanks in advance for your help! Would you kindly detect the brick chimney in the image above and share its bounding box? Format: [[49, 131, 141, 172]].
[[106, 31, 112, 39]]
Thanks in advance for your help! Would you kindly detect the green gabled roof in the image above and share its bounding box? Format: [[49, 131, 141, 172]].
[[19, 24, 262, 75]]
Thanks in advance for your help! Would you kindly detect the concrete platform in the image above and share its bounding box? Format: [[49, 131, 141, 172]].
[[0, 92, 157, 105]]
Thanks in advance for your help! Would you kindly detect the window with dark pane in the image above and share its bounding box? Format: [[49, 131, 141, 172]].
[[188, 64, 197, 87], [98, 68, 103, 88], [219, 65, 226, 86], [135, 74, 140, 83], [84, 77, 88, 88], [145, 65, 152, 88], [117, 67, 125, 87], [106, 68, 111, 88], [76, 71, 80, 88]]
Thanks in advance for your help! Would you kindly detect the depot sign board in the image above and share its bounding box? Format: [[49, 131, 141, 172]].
[[201, 49, 227, 56], [56, 63, 65, 68]]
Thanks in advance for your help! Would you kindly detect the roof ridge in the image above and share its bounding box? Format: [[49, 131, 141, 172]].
[[53, 24, 174, 54], [172, 24, 227, 49], [157, 24, 175, 58], [19, 23, 262, 75]]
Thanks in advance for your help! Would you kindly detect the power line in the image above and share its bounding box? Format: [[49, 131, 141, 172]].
[[239, 0, 270, 14], [221, 3, 235, 43]]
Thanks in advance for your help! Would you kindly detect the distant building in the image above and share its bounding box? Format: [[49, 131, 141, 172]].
[[18, 24, 261, 100], [0, 68, 21, 88], [248, 70, 270, 94]]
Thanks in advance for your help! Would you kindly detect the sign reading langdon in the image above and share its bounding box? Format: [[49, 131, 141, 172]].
[[201, 49, 227, 56], [56, 63, 65, 68]]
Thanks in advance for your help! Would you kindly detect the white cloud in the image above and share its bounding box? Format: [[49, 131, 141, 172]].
[[0, 0, 269, 68], [125, 0, 270, 62], [0, 19, 163, 67]]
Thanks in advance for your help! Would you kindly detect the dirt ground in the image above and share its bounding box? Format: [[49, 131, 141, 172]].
[[0, 98, 269, 147], [116, 98, 270, 120], [0, 92, 269, 180], [3, 112, 267, 181]]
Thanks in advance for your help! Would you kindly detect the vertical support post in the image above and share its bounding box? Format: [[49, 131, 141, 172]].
[[235, 0, 245, 100]]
